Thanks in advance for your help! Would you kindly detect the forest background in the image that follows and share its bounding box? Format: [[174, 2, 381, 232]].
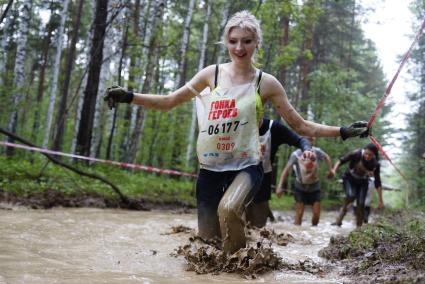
[[0, 0, 424, 210]]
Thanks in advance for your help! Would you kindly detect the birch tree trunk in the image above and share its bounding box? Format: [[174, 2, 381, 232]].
[[120, 0, 151, 161], [125, 0, 165, 163], [174, 0, 196, 88], [119, 0, 143, 161], [215, 1, 230, 64], [31, 21, 53, 144], [41, 0, 69, 148], [169, 0, 196, 168], [0, 0, 14, 25], [185, 0, 211, 167], [6, 0, 32, 155], [106, 0, 131, 160], [0, 6, 13, 87]]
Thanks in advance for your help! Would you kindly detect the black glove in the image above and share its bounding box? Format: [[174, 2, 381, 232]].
[[104, 85, 134, 109], [340, 121, 369, 140]]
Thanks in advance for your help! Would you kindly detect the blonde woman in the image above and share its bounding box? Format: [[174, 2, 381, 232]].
[[105, 10, 368, 253]]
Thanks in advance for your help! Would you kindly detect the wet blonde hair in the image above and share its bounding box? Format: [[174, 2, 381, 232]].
[[222, 10, 262, 49]]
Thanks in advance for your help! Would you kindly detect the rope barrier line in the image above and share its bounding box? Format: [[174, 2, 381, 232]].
[[0, 141, 197, 178], [369, 135, 407, 181], [368, 19, 425, 129], [366, 19, 425, 182]]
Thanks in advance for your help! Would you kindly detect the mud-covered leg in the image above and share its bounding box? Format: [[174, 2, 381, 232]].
[[294, 202, 304, 225], [196, 170, 223, 240], [218, 172, 254, 254], [312, 201, 320, 226], [197, 203, 221, 240], [246, 201, 270, 228], [364, 206, 371, 223], [333, 199, 352, 226], [356, 204, 365, 227], [334, 179, 355, 226], [356, 185, 368, 227]]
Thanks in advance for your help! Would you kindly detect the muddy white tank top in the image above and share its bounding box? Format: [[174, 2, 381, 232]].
[[195, 69, 261, 171], [259, 120, 273, 173]]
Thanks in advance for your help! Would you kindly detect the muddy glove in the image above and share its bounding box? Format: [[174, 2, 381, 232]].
[[104, 85, 134, 109], [340, 121, 369, 140]]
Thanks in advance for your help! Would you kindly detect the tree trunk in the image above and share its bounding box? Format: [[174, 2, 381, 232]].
[[6, 0, 32, 156], [272, 3, 291, 188], [51, 0, 84, 151], [90, 0, 122, 159], [185, 0, 211, 167], [0, 3, 13, 87], [125, 0, 165, 164], [169, 0, 196, 168], [119, 0, 143, 161], [174, 0, 196, 88], [31, 12, 56, 145], [215, 1, 230, 65], [0, 0, 14, 26], [106, 1, 130, 160], [297, 1, 316, 114], [75, 0, 109, 157]]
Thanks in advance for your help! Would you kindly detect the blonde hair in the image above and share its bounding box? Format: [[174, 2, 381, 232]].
[[222, 10, 262, 49]]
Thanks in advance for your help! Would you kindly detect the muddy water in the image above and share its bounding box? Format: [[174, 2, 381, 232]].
[[0, 207, 355, 284]]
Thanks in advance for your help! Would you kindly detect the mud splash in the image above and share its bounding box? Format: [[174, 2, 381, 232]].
[[247, 226, 295, 246], [172, 226, 325, 279]]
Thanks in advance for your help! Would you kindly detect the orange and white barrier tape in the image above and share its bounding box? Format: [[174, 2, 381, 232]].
[[0, 141, 197, 178]]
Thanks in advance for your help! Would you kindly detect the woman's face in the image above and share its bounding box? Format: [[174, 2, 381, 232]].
[[226, 27, 257, 64], [363, 148, 375, 161]]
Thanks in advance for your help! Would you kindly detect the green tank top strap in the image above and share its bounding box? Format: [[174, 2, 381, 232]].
[[255, 70, 264, 124], [214, 64, 219, 88], [256, 70, 262, 94]]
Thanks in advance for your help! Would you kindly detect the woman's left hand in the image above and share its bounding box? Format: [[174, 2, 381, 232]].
[[340, 121, 369, 140]]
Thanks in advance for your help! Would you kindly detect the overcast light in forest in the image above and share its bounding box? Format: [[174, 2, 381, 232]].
[[359, 0, 417, 158]]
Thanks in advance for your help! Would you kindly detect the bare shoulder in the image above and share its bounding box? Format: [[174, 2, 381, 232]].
[[259, 72, 285, 99], [190, 64, 217, 90]]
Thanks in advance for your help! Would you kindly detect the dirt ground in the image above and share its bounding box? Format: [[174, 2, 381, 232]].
[[0, 188, 194, 212], [319, 210, 425, 283]]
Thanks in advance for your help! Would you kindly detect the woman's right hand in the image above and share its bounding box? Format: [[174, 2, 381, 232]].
[[104, 85, 134, 109]]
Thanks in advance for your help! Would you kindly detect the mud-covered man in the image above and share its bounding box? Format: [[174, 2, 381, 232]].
[[275, 137, 333, 226], [330, 143, 384, 227]]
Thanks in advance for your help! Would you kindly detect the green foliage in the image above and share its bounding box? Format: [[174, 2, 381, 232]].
[[0, 155, 195, 206], [1, 0, 411, 207], [320, 209, 425, 272]]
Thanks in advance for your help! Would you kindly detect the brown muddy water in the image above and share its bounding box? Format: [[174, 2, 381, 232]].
[[0, 207, 356, 283]]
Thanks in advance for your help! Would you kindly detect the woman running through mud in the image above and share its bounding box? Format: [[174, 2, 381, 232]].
[[245, 118, 313, 228], [275, 137, 334, 226], [330, 143, 384, 227], [104, 10, 369, 254]]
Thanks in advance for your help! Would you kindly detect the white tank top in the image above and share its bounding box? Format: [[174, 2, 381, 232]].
[[195, 68, 261, 171], [259, 120, 273, 173]]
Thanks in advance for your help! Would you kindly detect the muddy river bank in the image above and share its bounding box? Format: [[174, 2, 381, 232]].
[[0, 192, 424, 283]]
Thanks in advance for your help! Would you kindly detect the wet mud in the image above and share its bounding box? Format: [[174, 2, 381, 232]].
[[172, 226, 326, 279], [319, 210, 425, 283]]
